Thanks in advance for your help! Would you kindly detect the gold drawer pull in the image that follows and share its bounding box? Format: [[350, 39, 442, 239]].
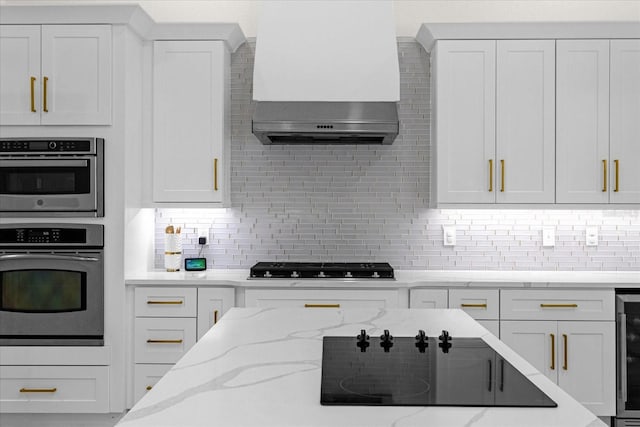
[[602, 159, 607, 192], [461, 303, 488, 308], [147, 339, 183, 344], [20, 387, 57, 393], [304, 304, 340, 308], [500, 159, 505, 192], [213, 309, 219, 324], [147, 300, 183, 305], [563, 334, 568, 371], [146, 385, 153, 391], [214, 158, 219, 191], [550, 334, 555, 370], [30, 77, 37, 112], [540, 304, 578, 308], [614, 159, 619, 192], [43, 76, 49, 112], [489, 159, 494, 192]]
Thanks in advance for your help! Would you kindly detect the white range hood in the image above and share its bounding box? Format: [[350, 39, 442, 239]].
[[252, 1, 400, 145]]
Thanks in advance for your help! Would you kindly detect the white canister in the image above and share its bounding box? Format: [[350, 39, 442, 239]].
[[164, 233, 182, 272]]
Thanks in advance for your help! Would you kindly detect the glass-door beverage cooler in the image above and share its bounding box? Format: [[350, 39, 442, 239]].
[[617, 294, 640, 426]]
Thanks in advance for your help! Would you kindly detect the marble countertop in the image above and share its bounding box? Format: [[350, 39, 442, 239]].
[[125, 269, 640, 288], [117, 308, 604, 427]]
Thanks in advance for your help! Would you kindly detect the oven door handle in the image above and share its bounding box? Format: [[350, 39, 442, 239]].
[[0, 254, 100, 262], [0, 159, 89, 168]]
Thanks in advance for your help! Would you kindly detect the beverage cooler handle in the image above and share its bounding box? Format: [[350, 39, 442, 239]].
[[0, 254, 100, 262], [620, 313, 628, 403]]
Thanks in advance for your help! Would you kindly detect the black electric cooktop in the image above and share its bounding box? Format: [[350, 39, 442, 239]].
[[320, 330, 557, 407], [249, 262, 394, 279]]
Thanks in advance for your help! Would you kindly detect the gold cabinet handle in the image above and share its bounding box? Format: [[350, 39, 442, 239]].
[[146, 339, 183, 344], [214, 158, 218, 191], [550, 333, 555, 370], [20, 387, 57, 393], [146, 385, 153, 391], [304, 304, 340, 308], [147, 300, 183, 305], [614, 159, 619, 192], [213, 309, 219, 324], [489, 159, 494, 192], [602, 160, 607, 192], [563, 334, 568, 371], [500, 160, 505, 192], [43, 76, 48, 112], [30, 77, 37, 112], [460, 303, 488, 308], [540, 304, 578, 308]]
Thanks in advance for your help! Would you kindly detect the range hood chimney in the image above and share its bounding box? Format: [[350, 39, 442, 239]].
[[252, 1, 400, 145]]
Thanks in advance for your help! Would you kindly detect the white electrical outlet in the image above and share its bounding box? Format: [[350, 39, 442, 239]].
[[542, 227, 555, 247], [197, 227, 209, 238], [586, 227, 598, 246], [443, 226, 456, 246]]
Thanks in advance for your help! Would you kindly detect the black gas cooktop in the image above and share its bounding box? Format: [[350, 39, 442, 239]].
[[321, 330, 557, 407], [249, 262, 394, 279]]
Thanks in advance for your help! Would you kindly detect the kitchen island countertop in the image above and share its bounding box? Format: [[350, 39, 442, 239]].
[[117, 308, 605, 427]]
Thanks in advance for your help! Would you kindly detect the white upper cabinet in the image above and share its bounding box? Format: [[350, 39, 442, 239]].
[[496, 40, 555, 204], [556, 40, 610, 203], [434, 39, 555, 204], [0, 25, 112, 125], [152, 41, 230, 204], [434, 40, 496, 203], [610, 39, 640, 204]]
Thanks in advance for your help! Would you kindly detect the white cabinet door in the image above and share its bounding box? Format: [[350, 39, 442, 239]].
[[409, 288, 448, 308], [434, 40, 496, 203], [557, 321, 615, 416], [197, 288, 235, 340], [500, 320, 557, 384], [496, 40, 555, 203], [0, 25, 41, 125], [153, 41, 229, 204], [40, 25, 111, 125], [610, 39, 640, 204], [556, 40, 610, 203]]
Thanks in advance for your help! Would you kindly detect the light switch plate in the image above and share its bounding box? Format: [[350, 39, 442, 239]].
[[586, 227, 598, 246], [443, 226, 456, 246], [542, 227, 555, 247]]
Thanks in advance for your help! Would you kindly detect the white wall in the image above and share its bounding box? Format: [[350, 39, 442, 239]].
[[2, 0, 638, 36]]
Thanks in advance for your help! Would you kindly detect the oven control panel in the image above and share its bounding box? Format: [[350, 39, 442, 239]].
[[0, 227, 89, 245], [0, 138, 93, 153]]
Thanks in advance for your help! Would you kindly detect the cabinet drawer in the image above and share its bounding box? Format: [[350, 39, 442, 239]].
[[135, 287, 197, 317], [0, 366, 109, 413], [134, 364, 172, 405], [449, 289, 499, 320], [501, 289, 614, 321], [244, 289, 399, 309], [135, 317, 197, 364], [409, 289, 448, 308]]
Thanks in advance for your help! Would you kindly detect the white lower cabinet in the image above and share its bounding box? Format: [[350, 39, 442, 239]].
[[0, 366, 109, 413], [132, 286, 235, 405], [500, 289, 615, 416], [244, 289, 400, 308]]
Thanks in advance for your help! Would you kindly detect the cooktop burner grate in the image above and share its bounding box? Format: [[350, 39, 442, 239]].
[[249, 262, 394, 279]]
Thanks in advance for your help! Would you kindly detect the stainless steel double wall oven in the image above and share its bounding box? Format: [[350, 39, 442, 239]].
[[0, 223, 104, 346]]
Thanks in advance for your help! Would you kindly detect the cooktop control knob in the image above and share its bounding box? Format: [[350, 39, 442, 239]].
[[380, 329, 393, 352], [438, 330, 452, 353], [264, 271, 272, 278], [372, 272, 380, 278], [415, 329, 428, 353], [356, 329, 370, 352], [291, 271, 299, 278]]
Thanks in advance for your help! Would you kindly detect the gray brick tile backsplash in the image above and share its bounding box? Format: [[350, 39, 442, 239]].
[[155, 39, 639, 271]]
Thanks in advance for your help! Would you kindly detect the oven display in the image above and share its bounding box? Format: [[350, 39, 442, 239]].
[[0, 270, 86, 313]]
